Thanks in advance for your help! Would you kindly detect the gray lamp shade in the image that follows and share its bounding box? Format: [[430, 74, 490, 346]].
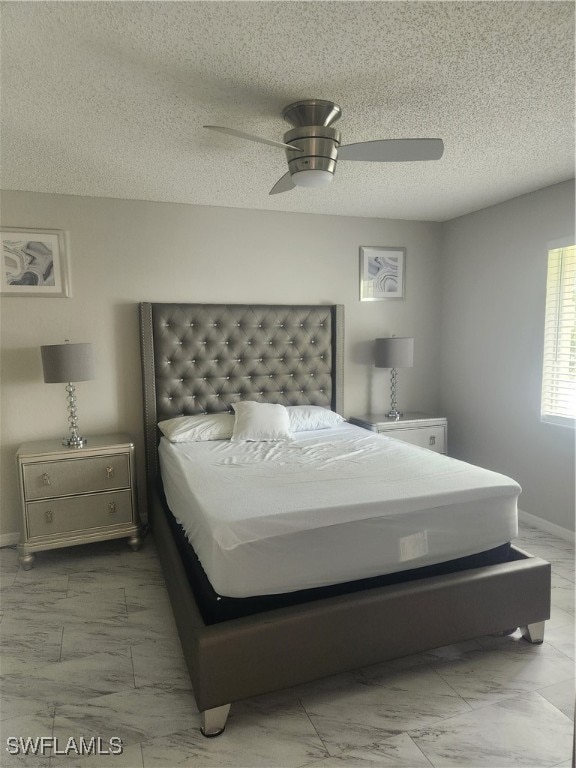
[[41, 343, 95, 383], [374, 337, 414, 369]]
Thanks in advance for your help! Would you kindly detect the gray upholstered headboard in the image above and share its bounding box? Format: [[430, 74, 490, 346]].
[[139, 303, 344, 505]]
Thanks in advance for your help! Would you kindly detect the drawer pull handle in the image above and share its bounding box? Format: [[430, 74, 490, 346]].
[[45, 510, 54, 523], [108, 502, 117, 514], [429, 436, 436, 446], [106, 466, 115, 479], [42, 473, 51, 486]]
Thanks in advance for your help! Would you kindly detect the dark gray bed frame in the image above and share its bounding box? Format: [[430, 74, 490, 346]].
[[139, 302, 551, 737]]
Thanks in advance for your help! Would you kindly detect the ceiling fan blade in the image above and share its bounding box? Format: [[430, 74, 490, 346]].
[[339, 138, 444, 162], [269, 172, 295, 195], [204, 125, 302, 152]]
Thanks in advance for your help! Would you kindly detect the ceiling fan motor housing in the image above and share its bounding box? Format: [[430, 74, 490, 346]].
[[282, 100, 342, 180], [284, 126, 341, 176]]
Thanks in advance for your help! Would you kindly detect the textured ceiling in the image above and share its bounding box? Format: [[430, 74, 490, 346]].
[[1, 1, 574, 221]]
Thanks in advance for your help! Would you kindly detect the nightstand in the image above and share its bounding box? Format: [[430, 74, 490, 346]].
[[16, 434, 141, 569], [348, 413, 448, 454]]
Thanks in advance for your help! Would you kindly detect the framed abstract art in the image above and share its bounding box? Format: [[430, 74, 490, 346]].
[[360, 246, 406, 301], [1, 228, 70, 297]]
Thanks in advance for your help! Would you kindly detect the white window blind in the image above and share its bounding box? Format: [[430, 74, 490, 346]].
[[541, 243, 576, 425]]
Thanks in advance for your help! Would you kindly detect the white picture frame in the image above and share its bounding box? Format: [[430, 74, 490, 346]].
[[0, 228, 70, 297], [360, 246, 406, 301]]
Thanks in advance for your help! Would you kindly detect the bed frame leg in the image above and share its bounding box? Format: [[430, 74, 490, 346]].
[[201, 704, 231, 737], [521, 621, 545, 644]]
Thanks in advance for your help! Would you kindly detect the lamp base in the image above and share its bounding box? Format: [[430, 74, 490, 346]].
[[386, 368, 403, 421], [63, 436, 87, 448], [63, 382, 87, 448]]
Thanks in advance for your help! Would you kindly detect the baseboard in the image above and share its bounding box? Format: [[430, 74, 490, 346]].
[[519, 509, 575, 543], [0, 532, 19, 548]]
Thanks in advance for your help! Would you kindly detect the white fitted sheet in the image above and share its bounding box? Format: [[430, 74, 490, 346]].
[[159, 424, 520, 597]]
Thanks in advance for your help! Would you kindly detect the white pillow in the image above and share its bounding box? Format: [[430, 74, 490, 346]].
[[287, 405, 345, 432], [231, 401, 292, 442], [158, 413, 234, 442]]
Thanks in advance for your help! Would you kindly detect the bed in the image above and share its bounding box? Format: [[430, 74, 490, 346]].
[[139, 302, 551, 737]]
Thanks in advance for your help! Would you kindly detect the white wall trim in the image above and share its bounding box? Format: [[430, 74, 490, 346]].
[[0, 532, 20, 548], [519, 509, 575, 543]]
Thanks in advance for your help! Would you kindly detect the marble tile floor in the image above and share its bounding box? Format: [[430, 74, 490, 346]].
[[0, 523, 573, 768]]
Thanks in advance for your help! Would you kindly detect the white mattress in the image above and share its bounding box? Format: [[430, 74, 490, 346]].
[[159, 424, 520, 598]]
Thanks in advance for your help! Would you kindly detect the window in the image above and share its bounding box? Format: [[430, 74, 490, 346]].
[[541, 242, 576, 426]]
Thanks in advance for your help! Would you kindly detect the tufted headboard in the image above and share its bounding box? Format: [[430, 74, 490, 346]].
[[139, 303, 344, 508]]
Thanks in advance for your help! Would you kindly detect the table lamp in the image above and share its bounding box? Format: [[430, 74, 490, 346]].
[[375, 337, 414, 419], [41, 341, 95, 447]]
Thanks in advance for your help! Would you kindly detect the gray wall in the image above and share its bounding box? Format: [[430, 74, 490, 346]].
[[0, 191, 442, 539], [2, 182, 574, 541], [440, 180, 575, 532]]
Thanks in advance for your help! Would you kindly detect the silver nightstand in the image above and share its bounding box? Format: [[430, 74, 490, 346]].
[[16, 434, 141, 569], [348, 413, 448, 454]]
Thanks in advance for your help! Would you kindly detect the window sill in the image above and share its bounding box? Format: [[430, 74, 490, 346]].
[[541, 414, 576, 429]]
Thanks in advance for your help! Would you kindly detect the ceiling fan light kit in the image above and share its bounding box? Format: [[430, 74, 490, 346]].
[[204, 99, 444, 195], [291, 169, 333, 188]]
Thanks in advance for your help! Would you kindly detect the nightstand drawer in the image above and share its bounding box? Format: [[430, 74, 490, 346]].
[[22, 454, 130, 500], [385, 425, 446, 453], [26, 490, 133, 538]]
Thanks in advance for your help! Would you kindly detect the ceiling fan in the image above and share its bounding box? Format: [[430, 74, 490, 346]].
[[204, 99, 444, 195]]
